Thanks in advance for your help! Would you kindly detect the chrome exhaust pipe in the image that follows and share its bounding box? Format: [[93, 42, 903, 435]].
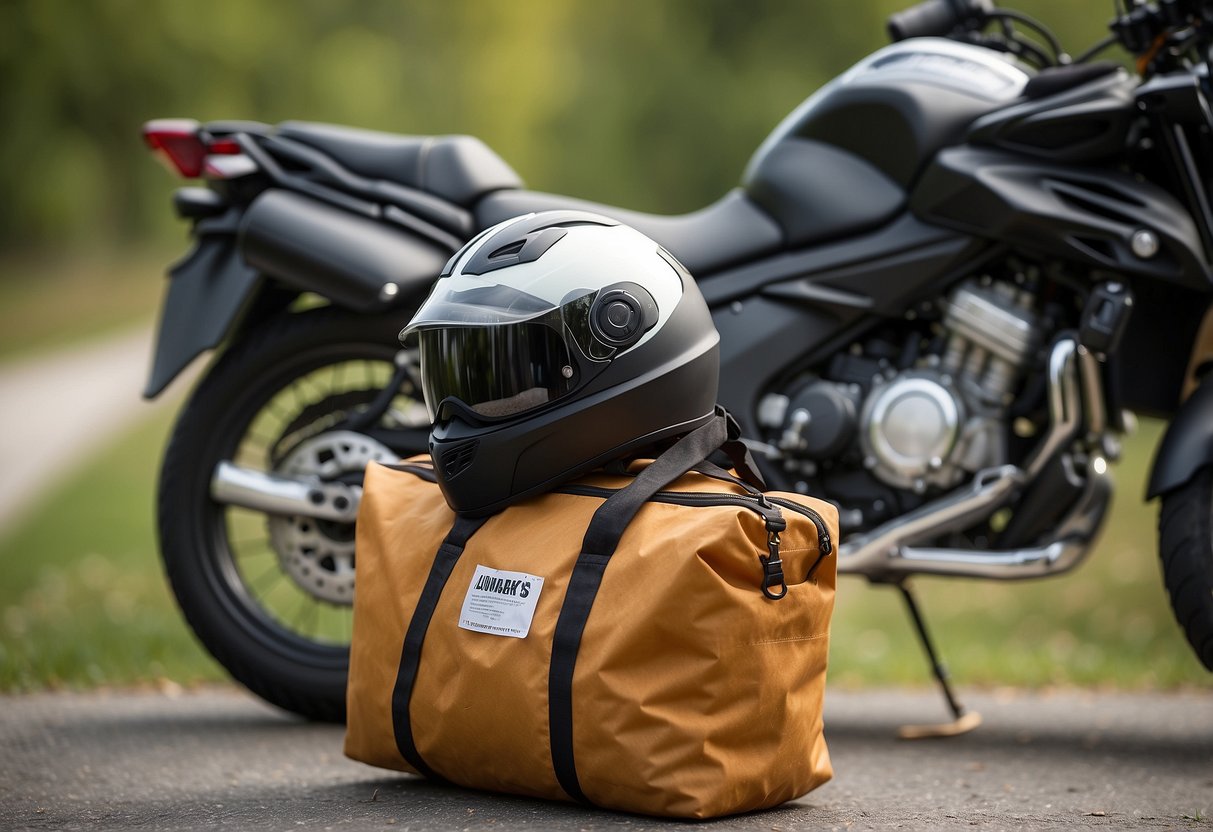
[[1023, 337, 1081, 478], [838, 464, 1024, 578], [894, 455, 1111, 579], [839, 454, 1110, 581], [210, 461, 360, 522], [838, 336, 1111, 581]]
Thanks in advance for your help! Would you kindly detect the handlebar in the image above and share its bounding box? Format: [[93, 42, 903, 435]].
[[887, 0, 994, 42], [888, 0, 1213, 73], [1112, 0, 1205, 53]]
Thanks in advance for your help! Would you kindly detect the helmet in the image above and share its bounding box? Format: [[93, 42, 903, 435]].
[[400, 210, 720, 516]]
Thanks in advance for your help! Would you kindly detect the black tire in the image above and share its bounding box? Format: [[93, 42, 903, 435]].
[[1158, 465, 1213, 671], [158, 306, 423, 721]]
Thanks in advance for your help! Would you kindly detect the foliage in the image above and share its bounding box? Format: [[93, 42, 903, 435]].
[[0, 0, 1112, 254]]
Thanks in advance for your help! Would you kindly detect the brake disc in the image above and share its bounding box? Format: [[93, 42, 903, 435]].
[[267, 430, 397, 605]]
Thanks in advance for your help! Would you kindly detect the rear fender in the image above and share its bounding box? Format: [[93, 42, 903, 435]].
[[144, 194, 456, 399], [143, 214, 261, 398]]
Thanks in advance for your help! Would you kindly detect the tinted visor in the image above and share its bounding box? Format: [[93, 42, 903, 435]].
[[419, 321, 578, 422]]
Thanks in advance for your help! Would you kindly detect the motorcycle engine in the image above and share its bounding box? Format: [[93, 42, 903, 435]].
[[760, 279, 1041, 523]]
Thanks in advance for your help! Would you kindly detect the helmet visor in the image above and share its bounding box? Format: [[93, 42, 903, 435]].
[[418, 319, 579, 422]]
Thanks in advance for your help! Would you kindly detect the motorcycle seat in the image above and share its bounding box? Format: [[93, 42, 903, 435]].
[[475, 188, 784, 277], [275, 121, 523, 208]]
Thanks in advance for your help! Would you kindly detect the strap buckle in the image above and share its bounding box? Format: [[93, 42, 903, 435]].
[[760, 528, 788, 600]]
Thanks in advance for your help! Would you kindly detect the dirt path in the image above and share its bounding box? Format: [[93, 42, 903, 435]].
[[0, 326, 172, 532], [1, 686, 1209, 831]]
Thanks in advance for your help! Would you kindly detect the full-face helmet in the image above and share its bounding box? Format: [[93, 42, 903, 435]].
[[401, 210, 719, 516]]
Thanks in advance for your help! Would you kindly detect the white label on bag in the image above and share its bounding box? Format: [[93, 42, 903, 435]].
[[458, 564, 545, 639]]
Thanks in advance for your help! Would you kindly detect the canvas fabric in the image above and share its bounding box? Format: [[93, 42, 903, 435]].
[[345, 445, 837, 819]]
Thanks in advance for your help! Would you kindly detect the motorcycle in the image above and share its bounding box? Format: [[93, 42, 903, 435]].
[[143, 0, 1213, 723]]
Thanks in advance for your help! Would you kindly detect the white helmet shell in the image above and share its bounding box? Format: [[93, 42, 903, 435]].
[[402, 212, 685, 355]]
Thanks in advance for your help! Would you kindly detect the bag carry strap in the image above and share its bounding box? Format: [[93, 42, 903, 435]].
[[549, 408, 740, 804], [391, 513, 490, 781], [580, 411, 730, 556], [599, 408, 764, 491], [717, 408, 767, 491], [691, 459, 764, 496]]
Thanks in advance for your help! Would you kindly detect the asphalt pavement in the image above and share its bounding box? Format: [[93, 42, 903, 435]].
[[1, 686, 1209, 831]]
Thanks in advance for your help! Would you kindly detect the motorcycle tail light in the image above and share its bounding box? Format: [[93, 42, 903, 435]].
[[206, 138, 243, 155], [142, 119, 205, 178]]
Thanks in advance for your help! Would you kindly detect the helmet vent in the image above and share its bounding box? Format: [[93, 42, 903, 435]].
[[488, 240, 526, 259], [439, 438, 480, 480]]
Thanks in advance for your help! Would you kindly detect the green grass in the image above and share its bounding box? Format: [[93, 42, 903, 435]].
[[0, 405, 1209, 692], [0, 248, 174, 360], [0, 408, 226, 690]]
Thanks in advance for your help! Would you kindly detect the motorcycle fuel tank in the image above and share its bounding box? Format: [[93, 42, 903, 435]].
[[742, 40, 1029, 248]]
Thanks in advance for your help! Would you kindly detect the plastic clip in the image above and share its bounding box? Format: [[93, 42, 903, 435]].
[[760, 528, 788, 600]]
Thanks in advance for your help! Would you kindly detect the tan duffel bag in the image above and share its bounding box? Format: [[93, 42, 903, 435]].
[[345, 412, 838, 818]]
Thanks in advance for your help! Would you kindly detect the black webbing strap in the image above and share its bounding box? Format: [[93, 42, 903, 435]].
[[391, 513, 490, 780], [691, 460, 764, 496], [718, 409, 767, 490], [548, 411, 731, 803], [580, 413, 728, 557]]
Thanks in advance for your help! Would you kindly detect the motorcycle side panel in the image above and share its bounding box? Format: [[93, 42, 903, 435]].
[[1147, 376, 1213, 498], [714, 296, 849, 439], [911, 146, 1211, 288], [144, 233, 261, 398], [699, 213, 977, 309], [239, 189, 450, 312], [966, 70, 1137, 163]]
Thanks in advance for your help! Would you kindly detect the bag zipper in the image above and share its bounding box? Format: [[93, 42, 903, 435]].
[[556, 483, 832, 557], [394, 464, 833, 598], [558, 483, 832, 600], [393, 462, 831, 555]]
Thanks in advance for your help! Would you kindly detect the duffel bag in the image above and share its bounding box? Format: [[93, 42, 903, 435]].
[[345, 412, 838, 818]]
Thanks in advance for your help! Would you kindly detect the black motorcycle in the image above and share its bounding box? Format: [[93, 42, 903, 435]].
[[143, 0, 1213, 722]]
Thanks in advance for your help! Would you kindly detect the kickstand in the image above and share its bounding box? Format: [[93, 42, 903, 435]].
[[895, 581, 982, 740]]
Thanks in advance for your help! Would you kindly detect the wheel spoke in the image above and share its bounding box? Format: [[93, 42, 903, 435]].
[[244, 430, 278, 449], [248, 562, 286, 597], [291, 380, 310, 412], [292, 594, 319, 633], [202, 345, 418, 654], [308, 375, 337, 405], [265, 399, 292, 425], [230, 538, 275, 553]]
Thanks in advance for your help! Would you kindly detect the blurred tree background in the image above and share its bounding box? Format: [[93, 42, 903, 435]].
[[0, 0, 1109, 257], [8, 1, 1201, 693]]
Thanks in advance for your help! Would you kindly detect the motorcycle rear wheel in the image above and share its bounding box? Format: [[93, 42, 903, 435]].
[[1158, 466, 1213, 671], [158, 307, 423, 721]]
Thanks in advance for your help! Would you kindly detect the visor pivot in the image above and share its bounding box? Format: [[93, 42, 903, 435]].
[[591, 288, 651, 348]]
